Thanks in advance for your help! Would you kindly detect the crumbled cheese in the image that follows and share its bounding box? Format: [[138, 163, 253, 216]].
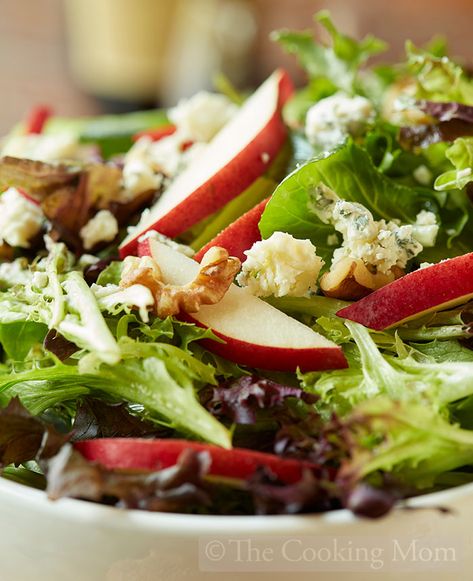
[[147, 134, 186, 176], [308, 183, 339, 223], [168, 91, 238, 143], [0, 188, 43, 248], [327, 233, 339, 246], [419, 261, 435, 269], [180, 141, 207, 168], [412, 210, 439, 248], [331, 202, 423, 274], [236, 232, 324, 297], [80, 210, 119, 250], [310, 184, 424, 274], [1, 133, 79, 162], [305, 93, 375, 150], [122, 135, 205, 198], [122, 137, 165, 196], [413, 165, 432, 186], [261, 152, 270, 164], [137, 230, 195, 257]]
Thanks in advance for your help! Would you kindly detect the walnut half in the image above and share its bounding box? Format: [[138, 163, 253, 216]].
[[120, 247, 241, 319], [320, 257, 404, 300]]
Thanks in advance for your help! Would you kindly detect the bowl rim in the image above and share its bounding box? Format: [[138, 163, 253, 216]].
[[1, 476, 471, 535]]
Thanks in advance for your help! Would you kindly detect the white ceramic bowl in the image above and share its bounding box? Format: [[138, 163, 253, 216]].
[[1, 477, 471, 581]]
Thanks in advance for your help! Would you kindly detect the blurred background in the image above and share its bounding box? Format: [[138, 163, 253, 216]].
[[1, 0, 473, 133]]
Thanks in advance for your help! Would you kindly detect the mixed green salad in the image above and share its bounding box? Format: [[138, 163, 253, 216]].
[[1, 12, 473, 518]]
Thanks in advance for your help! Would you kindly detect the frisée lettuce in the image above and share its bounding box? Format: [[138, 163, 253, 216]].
[[2, 10, 473, 518]]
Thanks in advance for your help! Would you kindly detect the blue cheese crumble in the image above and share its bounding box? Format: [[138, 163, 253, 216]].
[[236, 232, 324, 297], [168, 91, 238, 143], [310, 184, 438, 275], [412, 209, 439, 248], [0, 187, 43, 248], [79, 210, 119, 251], [305, 93, 375, 150]]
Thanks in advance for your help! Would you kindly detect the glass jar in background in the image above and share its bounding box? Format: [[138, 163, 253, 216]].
[[64, 0, 178, 109], [64, 0, 257, 110], [160, 0, 257, 105]]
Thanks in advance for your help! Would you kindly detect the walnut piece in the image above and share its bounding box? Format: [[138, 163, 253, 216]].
[[381, 78, 431, 126], [120, 247, 241, 318], [320, 257, 404, 300]]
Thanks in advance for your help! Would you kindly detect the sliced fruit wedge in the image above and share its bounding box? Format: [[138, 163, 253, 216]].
[[120, 69, 293, 257], [24, 105, 52, 134], [139, 238, 347, 372], [194, 198, 269, 263], [337, 253, 473, 330], [75, 438, 319, 484]]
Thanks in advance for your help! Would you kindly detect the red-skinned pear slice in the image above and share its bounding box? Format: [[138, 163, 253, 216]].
[[337, 253, 473, 330], [120, 69, 293, 257], [138, 238, 347, 372], [194, 198, 269, 263], [75, 438, 321, 484]]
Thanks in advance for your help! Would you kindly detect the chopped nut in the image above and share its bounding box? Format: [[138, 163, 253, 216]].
[[120, 247, 241, 318], [320, 257, 404, 300], [120, 256, 163, 292], [381, 78, 431, 126]]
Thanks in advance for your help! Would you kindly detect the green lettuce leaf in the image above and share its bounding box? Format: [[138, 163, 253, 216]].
[[0, 241, 120, 366], [272, 10, 386, 95], [96, 261, 123, 286], [59, 272, 120, 365], [114, 313, 175, 342], [1, 466, 46, 490], [212, 72, 246, 105], [342, 397, 473, 488], [259, 140, 470, 265], [302, 322, 473, 414], [266, 295, 350, 319], [0, 355, 92, 415], [112, 313, 219, 352], [0, 338, 231, 448], [410, 339, 473, 363], [46, 109, 169, 158], [434, 137, 473, 191], [0, 321, 47, 361], [406, 41, 473, 104], [363, 123, 431, 180]]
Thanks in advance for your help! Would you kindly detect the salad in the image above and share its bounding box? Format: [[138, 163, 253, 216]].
[[1, 11, 473, 519]]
